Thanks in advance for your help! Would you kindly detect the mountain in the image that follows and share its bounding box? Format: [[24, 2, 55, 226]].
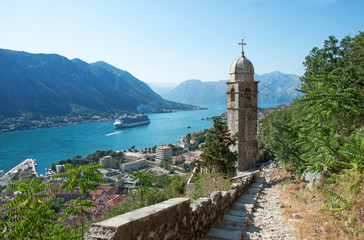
[[163, 79, 227, 104], [163, 72, 302, 105], [255, 71, 302, 104], [0, 49, 195, 117], [146, 82, 179, 96]]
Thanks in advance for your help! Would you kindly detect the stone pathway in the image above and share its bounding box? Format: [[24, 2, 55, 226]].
[[202, 178, 264, 240], [243, 183, 298, 240], [202, 176, 299, 240]]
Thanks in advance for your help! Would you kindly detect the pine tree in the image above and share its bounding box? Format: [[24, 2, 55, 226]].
[[200, 118, 238, 176]]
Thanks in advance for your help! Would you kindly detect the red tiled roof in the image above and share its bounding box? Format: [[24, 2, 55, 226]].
[[95, 189, 103, 195], [156, 146, 171, 150], [106, 185, 117, 195], [105, 195, 127, 207]]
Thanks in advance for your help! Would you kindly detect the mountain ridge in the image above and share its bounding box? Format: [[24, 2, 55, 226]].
[[163, 71, 302, 105], [0, 48, 195, 117]]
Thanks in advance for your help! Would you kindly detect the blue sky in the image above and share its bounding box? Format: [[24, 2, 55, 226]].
[[0, 0, 363, 84]]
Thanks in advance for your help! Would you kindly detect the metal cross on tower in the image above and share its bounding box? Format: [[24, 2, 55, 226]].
[[239, 39, 247, 57]]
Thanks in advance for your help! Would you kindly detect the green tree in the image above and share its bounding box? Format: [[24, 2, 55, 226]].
[[257, 107, 305, 171], [1, 177, 59, 239], [61, 198, 95, 239], [51, 162, 105, 238], [200, 118, 238, 176], [258, 32, 363, 173], [132, 169, 165, 206]]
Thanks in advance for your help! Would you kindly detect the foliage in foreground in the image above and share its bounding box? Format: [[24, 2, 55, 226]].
[[0, 163, 104, 239], [258, 32, 363, 174], [257, 32, 364, 237]]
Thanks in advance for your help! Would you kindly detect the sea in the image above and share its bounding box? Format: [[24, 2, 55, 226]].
[[0, 103, 278, 175]]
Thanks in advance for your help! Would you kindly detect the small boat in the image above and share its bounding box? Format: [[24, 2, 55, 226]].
[[187, 126, 191, 128]]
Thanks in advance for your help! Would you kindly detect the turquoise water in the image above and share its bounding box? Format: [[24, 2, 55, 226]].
[[0, 103, 278, 174]]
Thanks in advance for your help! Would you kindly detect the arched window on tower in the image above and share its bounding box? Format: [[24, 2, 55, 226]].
[[230, 87, 235, 102]]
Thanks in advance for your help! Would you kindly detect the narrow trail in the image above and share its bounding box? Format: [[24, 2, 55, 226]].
[[243, 183, 298, 240], [202, 165, 299, 240]]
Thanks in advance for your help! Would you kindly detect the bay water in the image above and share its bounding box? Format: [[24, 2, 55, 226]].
[[0, 103, 278, 175]]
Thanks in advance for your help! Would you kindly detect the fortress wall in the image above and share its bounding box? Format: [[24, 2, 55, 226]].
[[85, 171, 259, 240]]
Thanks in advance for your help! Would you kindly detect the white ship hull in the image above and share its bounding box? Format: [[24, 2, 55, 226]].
[[113, 120, 150, 129]]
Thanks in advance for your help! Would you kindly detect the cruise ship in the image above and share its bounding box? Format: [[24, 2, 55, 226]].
[[113, 114, 151, 129]]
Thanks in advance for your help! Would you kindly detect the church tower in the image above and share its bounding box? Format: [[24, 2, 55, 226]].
[[227, 39, 258, 171]]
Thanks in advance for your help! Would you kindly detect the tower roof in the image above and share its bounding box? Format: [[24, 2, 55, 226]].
[[230, 56, 254, 75], [230, 39, 254, 75]]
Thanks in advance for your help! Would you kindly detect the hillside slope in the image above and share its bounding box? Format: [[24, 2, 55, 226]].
[[0, 49, 194, 117]]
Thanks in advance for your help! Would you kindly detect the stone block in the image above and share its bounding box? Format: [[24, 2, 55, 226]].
[[210, 190, 222, 204]]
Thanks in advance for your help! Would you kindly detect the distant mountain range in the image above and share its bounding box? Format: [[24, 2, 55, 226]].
[[146, 82, 179, 96], [0, 49, 195, 117], [163, 72, 303, 105]]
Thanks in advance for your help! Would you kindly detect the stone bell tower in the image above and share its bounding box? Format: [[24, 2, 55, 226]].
[[227, 39, 258, 171]]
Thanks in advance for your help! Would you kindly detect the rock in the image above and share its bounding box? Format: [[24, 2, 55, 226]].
[[292, 213, 302, 219], [301, 171, 324, 189]]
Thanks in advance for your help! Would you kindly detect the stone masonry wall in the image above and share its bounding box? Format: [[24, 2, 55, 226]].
[[85, 172, 258, 240]]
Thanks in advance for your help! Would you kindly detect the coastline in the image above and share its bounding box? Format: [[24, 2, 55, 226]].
[[0, 107, 206, 135], [0, 158, 38, 186]]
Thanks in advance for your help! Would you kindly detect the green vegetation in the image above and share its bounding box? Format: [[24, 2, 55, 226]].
[[0, 163, 106, 239], [199, 118, 238, 176], [0, 49, 196, 119], [51, 149, 125, 170], [51, 163, 105, 238], [185, 130, 208, 151], [257, 32, 363, 237], [0, 177, 74, 239], [1, 161, 189, 239], [132, 169, 187, 207], [258, 32, 363, 173], [167, 143, 186, 156]]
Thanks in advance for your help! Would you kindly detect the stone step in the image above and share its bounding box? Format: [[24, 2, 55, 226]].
[[227, 209, 248, 217], [202, 176, 264, 240], [222, 214, 247, 223], [239, 192, 259, 199], [250, 182, 264, 189], [206, 228, 242, 240], [242, 188, 261, 195], [236, 197, 256, 204], [201, 236, 226, 240], [219, 219, 246, 231], [254, 178, 265, 184], [233, 202, 254, 214]]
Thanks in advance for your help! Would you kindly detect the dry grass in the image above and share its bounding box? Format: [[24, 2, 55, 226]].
[[190, 173, 231, 199], [270, 167, 364, 240]]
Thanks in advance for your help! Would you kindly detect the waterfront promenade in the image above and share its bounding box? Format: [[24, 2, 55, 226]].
[[0, 158, 38, 186]]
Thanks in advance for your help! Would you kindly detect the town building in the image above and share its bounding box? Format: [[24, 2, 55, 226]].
[[120, 159, 147, 172], [98, 168, 118, 177], [99, 156, 114, 168], [55, 164, 65, 173], [156, 146, 173, 161], [227, 39, 258, 171]]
